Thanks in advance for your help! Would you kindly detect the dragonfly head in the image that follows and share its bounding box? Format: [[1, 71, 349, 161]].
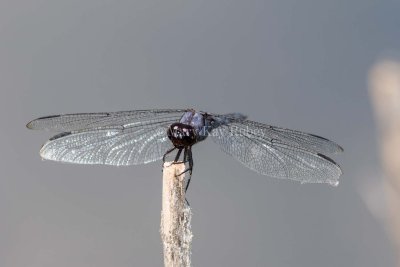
[[167, 123, 197, 148]]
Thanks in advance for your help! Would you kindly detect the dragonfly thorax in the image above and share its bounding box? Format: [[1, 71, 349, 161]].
[[167, 123, 197, 148]]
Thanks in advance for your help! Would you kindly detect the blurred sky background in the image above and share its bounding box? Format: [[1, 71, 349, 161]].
[[1, 0, 400, 266]]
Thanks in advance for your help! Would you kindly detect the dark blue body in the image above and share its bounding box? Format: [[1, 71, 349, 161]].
[[179, 110, 212, 142]]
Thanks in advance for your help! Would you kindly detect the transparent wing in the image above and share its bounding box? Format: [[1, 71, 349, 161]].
[[27, 109, 187, 131], [211, 120, 342, 186], [35, 110, 185, 165]]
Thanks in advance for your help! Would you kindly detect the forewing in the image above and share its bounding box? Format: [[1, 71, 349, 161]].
[[241, 120, 343, 154], [211, 120, 342, 186], [38, 111, 184, 165], [27, 109, 186, 131]]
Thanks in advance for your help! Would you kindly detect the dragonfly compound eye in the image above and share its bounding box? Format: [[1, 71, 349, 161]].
[[167, 123, 197, 148]]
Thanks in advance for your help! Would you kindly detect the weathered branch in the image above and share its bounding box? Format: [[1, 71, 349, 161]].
[[160, 162, 193, 267]]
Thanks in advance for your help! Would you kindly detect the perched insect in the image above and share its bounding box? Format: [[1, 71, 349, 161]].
[[27, 109, 343, 189]]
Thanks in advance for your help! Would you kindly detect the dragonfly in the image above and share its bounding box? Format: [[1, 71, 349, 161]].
[[27, 109, 343, 189]]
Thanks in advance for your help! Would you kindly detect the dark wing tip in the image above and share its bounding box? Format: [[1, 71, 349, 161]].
[[49, 132, 72, 141], [26, 115, 61, 130], [316, 153, 336, 164], [26, 121, 34, 129], [308, 133, 344, 153], [26, 119, 39, 129], [37, 115, 61, 119], [337, 144, 344, 152], [317, 153, 343, 174]]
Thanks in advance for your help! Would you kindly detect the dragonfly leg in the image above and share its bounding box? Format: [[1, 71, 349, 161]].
[[185, 147, 193, 192], [183, 147, 188, 163], [162, 147, 178, 168], [177, 147, 194, 192], [188, 147, 193, 174], [173, 148, 183, 162], [177, 148, 190, 174], [163, 147, 176, 163]]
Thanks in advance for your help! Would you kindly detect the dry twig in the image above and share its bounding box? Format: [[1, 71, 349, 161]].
[[160, 162, 193, 267]]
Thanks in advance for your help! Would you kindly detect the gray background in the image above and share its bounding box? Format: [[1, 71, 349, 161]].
[[1, 0, 399, 266]]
